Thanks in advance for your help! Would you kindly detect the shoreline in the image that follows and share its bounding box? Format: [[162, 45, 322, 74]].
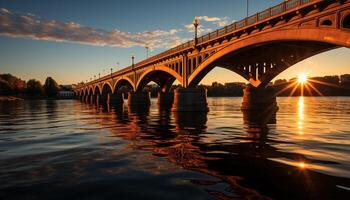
[[0, 96, 24, 102]]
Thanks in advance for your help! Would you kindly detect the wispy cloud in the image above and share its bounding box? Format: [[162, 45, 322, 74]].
[[184, 15, 233, 35], [0, 8, 184, 49]]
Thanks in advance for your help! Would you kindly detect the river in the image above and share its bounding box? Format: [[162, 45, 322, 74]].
[[0, 97, 350, 199]]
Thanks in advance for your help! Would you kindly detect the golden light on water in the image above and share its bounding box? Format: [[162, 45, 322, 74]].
[[298, 162, 306, 169], [297, 96, 304, 135]]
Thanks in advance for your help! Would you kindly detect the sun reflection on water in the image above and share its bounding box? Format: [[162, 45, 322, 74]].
[[297, 96, 304, 135]]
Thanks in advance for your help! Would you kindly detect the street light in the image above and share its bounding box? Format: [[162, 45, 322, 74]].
[[110, 67, 113, 76], [145, 45, 149, 59], [98, 73, 100, 79], [193, 16, 200, 45], [131, 52, 135, 69], [94, 75, 96, 80]]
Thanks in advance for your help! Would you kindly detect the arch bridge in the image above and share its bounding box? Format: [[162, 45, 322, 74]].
[[75, 0, 350, 112]]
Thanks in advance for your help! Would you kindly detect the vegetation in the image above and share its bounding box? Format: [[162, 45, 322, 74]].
[[0, 74, 64, 99], [44, 77, 59, 97], [26, 79, 44, 96]]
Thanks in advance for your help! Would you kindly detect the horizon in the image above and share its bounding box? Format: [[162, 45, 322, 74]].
[[0, 0, 349, 85]]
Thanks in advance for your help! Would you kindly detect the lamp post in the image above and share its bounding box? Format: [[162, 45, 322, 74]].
[[193, 16, 200, 46], [131, 53, 135, 83], [98, 73, 100, 79], [145, 45, 149, 59], [131, 53, 135, 69]]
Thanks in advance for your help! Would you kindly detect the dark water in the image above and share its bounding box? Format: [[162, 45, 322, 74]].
[[0, 97, 350, 200]]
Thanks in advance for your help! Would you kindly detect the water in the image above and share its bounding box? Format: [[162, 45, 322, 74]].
[[0, 97, 350, 199]]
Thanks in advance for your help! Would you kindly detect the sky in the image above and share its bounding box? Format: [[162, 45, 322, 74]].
[[0, 0, 349, 85]]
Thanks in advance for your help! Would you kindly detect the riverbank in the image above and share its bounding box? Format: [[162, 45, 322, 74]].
[[0, 96, 24, 102]]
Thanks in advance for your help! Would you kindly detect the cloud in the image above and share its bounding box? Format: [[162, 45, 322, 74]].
[[198, 16, 230, 27], [184, 15, 233, 36], [0, 8, 183, 49]]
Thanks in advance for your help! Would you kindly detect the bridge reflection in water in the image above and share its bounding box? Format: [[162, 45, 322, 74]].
[[79, 98, 350, 200]]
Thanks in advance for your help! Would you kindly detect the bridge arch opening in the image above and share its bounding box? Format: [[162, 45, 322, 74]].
[[343, 14, 350, 29], [321, 19, 332, 26], [136, 70, 177, 93], [188, 36, 346, 88], [114, 79, 134, 99]]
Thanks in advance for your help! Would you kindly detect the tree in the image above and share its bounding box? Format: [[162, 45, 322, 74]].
[[26, 79, 43, 96], [0, 78, 12, 95], [44, 77, 59, 97], [0, 74, 26, 94]]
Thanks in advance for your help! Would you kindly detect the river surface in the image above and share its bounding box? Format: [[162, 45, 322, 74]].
[[0, 97, 350, 200]]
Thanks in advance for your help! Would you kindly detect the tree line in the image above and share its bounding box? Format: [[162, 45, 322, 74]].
[[0, 74, 60, 97]]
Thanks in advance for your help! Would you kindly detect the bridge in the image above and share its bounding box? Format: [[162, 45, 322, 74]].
[[75, 0, 350, 113]]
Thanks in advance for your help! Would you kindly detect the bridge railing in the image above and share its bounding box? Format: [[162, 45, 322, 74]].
[[80, 0, 317, 89]]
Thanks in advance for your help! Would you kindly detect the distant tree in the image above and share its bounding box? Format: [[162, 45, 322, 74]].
[[44, 77, 59, 97], [0, 78, 12, 95], [0, 73, 26, 94], [26, 79, 43, 96]]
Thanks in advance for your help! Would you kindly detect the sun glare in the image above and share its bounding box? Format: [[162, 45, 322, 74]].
[[297, 73, 308, 84]]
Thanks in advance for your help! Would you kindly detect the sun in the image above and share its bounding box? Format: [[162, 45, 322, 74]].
[[297, 73, 308, 84]]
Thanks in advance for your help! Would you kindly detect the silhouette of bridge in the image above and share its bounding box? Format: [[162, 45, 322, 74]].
[[75, 0, 350, 113]]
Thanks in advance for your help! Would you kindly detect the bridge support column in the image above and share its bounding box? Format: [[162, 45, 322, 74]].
[[128, 92, 151, 106], [91, 94, 97, 104], [157, 91, 174, 105], [109, 93, 124, 105], [241, 87, 278, 116], [96, 95, 102, 105], [85, 95, 91, 103], [172, 88, 209, 112]]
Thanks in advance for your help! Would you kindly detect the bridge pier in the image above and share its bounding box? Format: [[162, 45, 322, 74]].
[[85, 95, 91, 103], [127, 92, 151, 106], [241, 86, 278, 122], [172, 88, 209, 112], [91, 94, 97, 104], [109, 93, 124, 105], [157, 91, 174, 105]]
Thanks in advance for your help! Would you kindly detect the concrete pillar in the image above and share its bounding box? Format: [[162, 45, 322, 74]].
[[101, 94, 108, 105], [91, 94, 97, 104], [241, 86, 278, 113], [96, 95, 102, 105], [109, 93, 124, 105], [172, 88, 209, 112], [85, 95, 90, 103], [157, 91, 174, 105], [128, 92, 151, 106]]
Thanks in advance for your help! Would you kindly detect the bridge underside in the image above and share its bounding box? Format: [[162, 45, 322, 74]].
[[189, 40, 337, 88]]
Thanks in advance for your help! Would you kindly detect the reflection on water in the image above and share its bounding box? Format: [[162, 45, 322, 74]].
[[0, 97, 350, 199]]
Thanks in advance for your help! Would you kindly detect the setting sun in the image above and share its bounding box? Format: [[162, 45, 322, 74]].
[[297, 73, 308, 84]]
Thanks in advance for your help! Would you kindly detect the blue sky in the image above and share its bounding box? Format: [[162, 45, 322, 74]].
[[0, 0, 349, 85]]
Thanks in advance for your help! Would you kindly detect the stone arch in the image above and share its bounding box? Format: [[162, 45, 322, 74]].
[[102, 82, 114, 94], [93, 84, 101, 95], [135, 65, 183, 92], [320, 19, 332, 26], [113, 77, 135, 92], [188, 28, 350, 88], [101, 82, 113, 98], [343, 13, 350, 29]]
